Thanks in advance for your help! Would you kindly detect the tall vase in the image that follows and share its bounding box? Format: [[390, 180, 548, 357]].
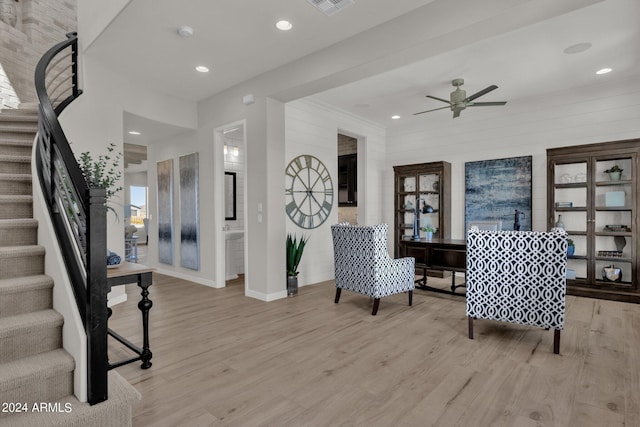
[[555, 214, 565, 230]]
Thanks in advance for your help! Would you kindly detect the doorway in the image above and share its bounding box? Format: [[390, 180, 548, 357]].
[[337, 133, 358, 224], [214, 121, 248, 291]]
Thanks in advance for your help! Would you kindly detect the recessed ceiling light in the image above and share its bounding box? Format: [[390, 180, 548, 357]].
[[563, 42, 592, 54], [596, 68, 612, 75], [128, 131, 141, 135], [177, 26, 194, 37], [276, 20, 292, 31], [391, 115, 401, 120], [195, 65, 209, 73]]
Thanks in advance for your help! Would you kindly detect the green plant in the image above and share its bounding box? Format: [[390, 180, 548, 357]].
[[604, 165, 623, 173], [567, 238, 575, 247], [420, 225, 437, 233], [78, 142, 123, 218], [286, 233, 308, 276]]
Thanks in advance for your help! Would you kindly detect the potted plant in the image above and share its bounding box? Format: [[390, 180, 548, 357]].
[[567, 238, 575, 256], [77, 143, 124, 266], [78, 142, 123, 219], [286, 233, 308, 296], [420, 225, 437, 240], [604, 165, 623, 181]]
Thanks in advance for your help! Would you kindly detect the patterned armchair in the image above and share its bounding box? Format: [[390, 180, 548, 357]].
[[331, 224, 415, 315], [466, 227, 568, 354]]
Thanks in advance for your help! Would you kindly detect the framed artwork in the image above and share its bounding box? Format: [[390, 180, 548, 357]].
[[179, 153, 199, 270], [465, 156, 532, 232], [157, 158, 174, 265]]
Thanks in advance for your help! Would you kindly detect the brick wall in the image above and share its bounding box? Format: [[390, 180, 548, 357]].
[[0, 0, 77, 106]]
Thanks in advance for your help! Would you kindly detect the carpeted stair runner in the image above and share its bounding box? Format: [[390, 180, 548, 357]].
[[0, 107, 140, 426]]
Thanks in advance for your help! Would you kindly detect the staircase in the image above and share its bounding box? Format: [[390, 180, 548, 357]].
[[0, 108, 140, 426]]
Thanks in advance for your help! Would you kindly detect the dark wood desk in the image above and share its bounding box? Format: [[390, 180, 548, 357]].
[[107, 262, 155, 369], [398, 238, 466, 296]]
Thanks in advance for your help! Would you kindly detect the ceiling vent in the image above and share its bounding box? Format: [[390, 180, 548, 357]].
[[307, 0, 355, 16]]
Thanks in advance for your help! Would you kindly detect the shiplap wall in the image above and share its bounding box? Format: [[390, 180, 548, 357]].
[[383, 75, 640, 239]]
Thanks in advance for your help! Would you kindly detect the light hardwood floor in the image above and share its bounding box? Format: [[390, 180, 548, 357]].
[[108, 274, 640, 427]]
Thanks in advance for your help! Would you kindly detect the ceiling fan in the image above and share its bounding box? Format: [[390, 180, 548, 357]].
[[414, 78, 507, 118]]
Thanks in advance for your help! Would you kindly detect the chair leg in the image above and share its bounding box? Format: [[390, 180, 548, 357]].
[[468, 316, 474, 339], [408, 290, 413, 306], [334, 288, 342, 304], [553, 329, 561, 354], [372, 298, 380, 315]]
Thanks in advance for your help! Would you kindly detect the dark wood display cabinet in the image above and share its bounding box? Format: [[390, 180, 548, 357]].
[[393, 161, 452, 278], [547, 139, 640, 303]]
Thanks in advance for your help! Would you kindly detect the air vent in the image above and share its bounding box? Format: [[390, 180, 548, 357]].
[[307, 0, 355, 16]]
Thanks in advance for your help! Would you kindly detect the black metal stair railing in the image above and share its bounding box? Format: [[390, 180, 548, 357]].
[[34, 32, 109, 405]]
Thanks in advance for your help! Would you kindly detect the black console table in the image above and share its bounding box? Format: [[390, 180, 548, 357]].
[[107, 262, 154, 369], [397, 238, 466, 296]]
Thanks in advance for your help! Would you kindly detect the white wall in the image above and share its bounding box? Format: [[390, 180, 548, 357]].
[[384, 75, 640, 240], [60, 55, 197, 254], [145, 130, 217, 286], [77, 0, 130, 50], [285, 98, 387, 287]]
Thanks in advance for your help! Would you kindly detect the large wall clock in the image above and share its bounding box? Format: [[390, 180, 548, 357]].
[[285, 154, 334, 229]]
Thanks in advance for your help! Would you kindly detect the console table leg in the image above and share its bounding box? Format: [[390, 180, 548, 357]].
[[138, 285, 153, 369]]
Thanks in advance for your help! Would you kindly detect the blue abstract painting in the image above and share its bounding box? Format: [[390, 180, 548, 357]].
[[157, 159, 174, 265], [179, 153, 199, 270], [465, 156, 532, 232]]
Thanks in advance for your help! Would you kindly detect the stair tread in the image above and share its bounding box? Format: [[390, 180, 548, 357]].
[[0, 246, 45, 259], [0, 309, 63, 338], [0, 154, 31, 162], [0, 274, 53, 293], [0, 125, 37, 133], [0, 370, 141, 427], [0, 218, 37, 227], [0, 173, 31, 180], [0, 349, 74, 390], [0, 138, 33, 145], [0, 194, 33, 201], [0, 114, 38, 123]]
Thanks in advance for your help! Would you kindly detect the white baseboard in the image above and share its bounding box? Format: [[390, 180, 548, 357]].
[[153, 268, 219, 288]]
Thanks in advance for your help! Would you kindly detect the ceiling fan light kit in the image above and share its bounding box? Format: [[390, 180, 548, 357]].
[[414, 78, 507, 118]]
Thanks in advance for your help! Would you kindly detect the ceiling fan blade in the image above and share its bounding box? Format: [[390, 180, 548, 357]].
[[426, 95, 451, 104], [413, 106, 451, 115], [465, 85, 498, 102], [467, 101, 507, 107], [452, 109, 461, 118]]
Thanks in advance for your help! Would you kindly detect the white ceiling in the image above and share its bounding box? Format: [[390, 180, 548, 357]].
[[314, 0, 640, 127], [88, 0, 437, 102], [92, 0, 639, 138]]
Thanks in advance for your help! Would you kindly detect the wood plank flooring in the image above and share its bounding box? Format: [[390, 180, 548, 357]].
[[108, 274, 640, 427]]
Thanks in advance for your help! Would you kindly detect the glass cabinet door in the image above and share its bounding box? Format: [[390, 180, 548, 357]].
[[397, 175, 416, 240], [418, 173, 440, 238], [593, 156, 634, 288], [552, 161, 588, 282]]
